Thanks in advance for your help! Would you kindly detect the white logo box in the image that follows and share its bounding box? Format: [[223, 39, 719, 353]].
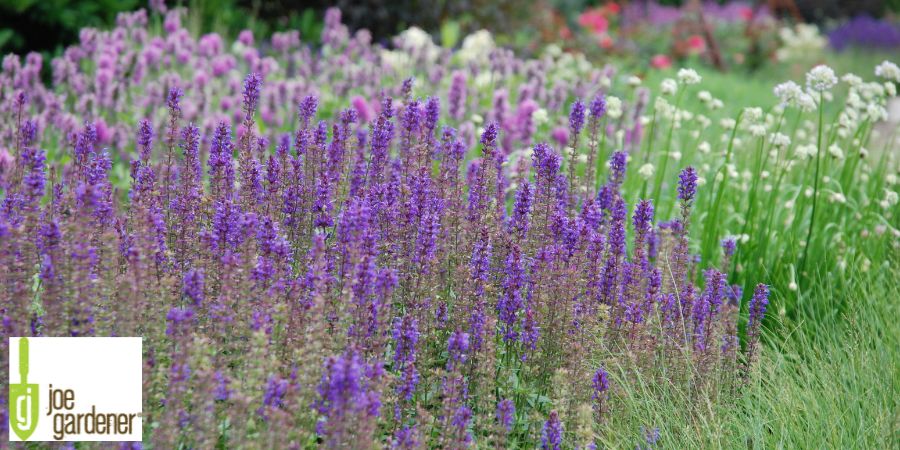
[[8, 337, 142, 442]]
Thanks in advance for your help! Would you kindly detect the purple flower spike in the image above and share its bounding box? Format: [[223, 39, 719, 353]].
[[748, 283, 769, 330], [242, 72, 262, 118], [182, 268, 204, 306], [569, 99, 586, 137], [541, 410, 563, 450], [496, 399, 515, 432], [480, 122, 499, 148], [677, 167, 698, 204], [166, 87, 183, 113], [589, 94, 606, 119]]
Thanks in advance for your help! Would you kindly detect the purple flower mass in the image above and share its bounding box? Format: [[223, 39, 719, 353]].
[[0, 5, 780, 447]]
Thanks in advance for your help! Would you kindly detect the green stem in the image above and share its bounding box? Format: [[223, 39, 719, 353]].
[[799, 92, 825, 292]]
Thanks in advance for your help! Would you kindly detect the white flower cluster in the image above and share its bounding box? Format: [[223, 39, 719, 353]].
[[806, 65, 838, 92], [774, 81, 816, 111], [458, 30, 495, 65], [660, 78, 678, 96], [875, 61, 900, 82], [775, 24, 825, 62], [606, 96, 623, 119], [677, 68, 702, 85]]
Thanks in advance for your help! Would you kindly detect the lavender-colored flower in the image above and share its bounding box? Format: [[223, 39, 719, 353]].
[[166, 87, 183, 113], [541, 410, 563, 450], [242, 72, 262, 119], [498, 245, 526, 342], [182, 268, 204, 306], [448, 71, 467, 120], [509, 181, 533, 239], [677, 167, 698, 204], [314, 351, 382, 440], [480, 122, 499, 148], [569, 99, 586, 137], [214, 371, 231, 401], [609, 151, 627, 186], [722, 238, 736, 257], [592, 367, 609, 401], [165, 306, 195, 336], [137, 118, 153, 161], [496, 398, 515, 432], [446, 330, 469, 370], [748, 283, 769, 330], [298, 95, 318, 128], [589, 94, 606, 119]]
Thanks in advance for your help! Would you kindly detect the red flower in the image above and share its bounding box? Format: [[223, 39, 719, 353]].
[[650, 54, 672, 69], [686, 35, 706, 53], [599, 35, 614, 49], [578, 9, 609, 35]]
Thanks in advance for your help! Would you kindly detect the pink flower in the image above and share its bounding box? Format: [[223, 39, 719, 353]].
[[686, 35, 706, 53], [651, 54, 672, 69], [351, 96, 373, 123], [578, 9, 609, 35], [551, 126, 569, 147], [238, 29, 254, 46], [599, 35, 614, 49]]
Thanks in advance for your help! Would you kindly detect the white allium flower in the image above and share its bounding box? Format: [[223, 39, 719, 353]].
[[771, 133, 791, 148], [677, 68, 702, 85], [671, 151, 682, 161], [458, 30, 495, 64], [654, 97, 672, 115], [829, 192, 846, 204], [606, 96, 623, 119], [885, 174, 897, 185], [474, 71, 492, 87], [776, 24, 825, 62], [886, 82, 896, 97], [531, 108, 548, 126], [806, 65, 838, 92], [638, 163, 655, 179], [798, 94, 817, 111], [866, 104, 888, 122], [710, 98, 724, 110], [698, 141, 711, 154], [749, 124, 767, 137], [627, 75, 642, 87], [697, 90, 712, 103], [884, 190, 899, 207], [875, 60, 900, 82], [720, 118, 736, 129], [470, 113, 483, 124], [841, 73, 862, 86], [696, 176, 707, 186], [544, 44, 562, 58], [828, 144, 844, 159], [775, 80, 815, 109], [660, 78, 678, 96], [796, 144, 817, 159], [743, 107, 763, 122], [859, 147, 869, 158]]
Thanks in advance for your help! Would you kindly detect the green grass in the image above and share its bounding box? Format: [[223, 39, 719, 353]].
[[597, 264, 898, 448]]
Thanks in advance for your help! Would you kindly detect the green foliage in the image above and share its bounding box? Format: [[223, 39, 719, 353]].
[[604, 264, 898, 448], [0, 0, 140, 54]]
